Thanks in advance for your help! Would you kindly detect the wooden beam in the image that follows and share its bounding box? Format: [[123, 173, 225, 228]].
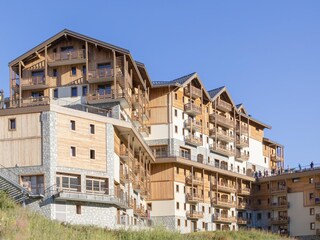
[[44, 46, 49, 98], [20, 61, 25, 68], [35, 51, 41, 58], [18, 62, 22, 107], [113, 50, 117, 99]]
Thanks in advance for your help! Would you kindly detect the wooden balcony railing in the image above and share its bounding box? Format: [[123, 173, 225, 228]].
[[209, 128, 234, 142], [270, 154, 284, 162], [186, 193, 203, 203], [211, 198, 235, 208], [216, 99, 232, 112], [87, 89, 131, 107], [209, 112, 234, 128], [184, 85, 202, 99], [184, 102, 202, 116], [48, 49, 86, 62], [238, 187, 250, 195], [185, 135, 203, 147], [270, 201, 289, 209], [214, 214, 237, 223], [236, 124, 249, 135], [210, 143, 235, 157], [237, 218, 248, 225], [184, 119, 202, 132], [212, 181, 236, 193], [186, 211, 203, 219], [21, 76, 47, 90], [236, 138, 249, 148], [186, 175, 203, 185], [236, 151, 250, 161], [237, 202, 248, 210], [271, 185, 287, 194], [270, 216, 290, 224]]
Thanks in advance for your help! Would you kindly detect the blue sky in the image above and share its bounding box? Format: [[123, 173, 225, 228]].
[[0, 1, 319, 167]]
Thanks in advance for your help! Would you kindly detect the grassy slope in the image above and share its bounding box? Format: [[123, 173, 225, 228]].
[[0, 193, 291, 240]]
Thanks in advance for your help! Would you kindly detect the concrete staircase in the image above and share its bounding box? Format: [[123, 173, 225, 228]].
[[0, 171, 30, 203]]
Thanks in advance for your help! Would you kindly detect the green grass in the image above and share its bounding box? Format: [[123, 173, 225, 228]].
[[0, 192, 291, 240]]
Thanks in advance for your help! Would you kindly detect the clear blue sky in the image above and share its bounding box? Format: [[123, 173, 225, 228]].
[[0, 1, 319, 168]]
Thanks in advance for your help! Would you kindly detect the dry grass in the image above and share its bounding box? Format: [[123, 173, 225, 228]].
[[0, 192, 292, 240]]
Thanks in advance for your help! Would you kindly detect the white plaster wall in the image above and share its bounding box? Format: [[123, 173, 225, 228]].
[[144, 124, 169, 141], [288, 192, 319, 237], [150, 200, 175, 217], [172, 108, 186, 142], [248, 138, 268, 170]]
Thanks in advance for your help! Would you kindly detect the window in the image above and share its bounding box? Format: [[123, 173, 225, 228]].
[[8, 118, 16, 131], [184, 203, 186, 210], [182, 112, 184, 119], [71, 87, 78, 97], [176, 202, 180, 210], [310, 193, 314, 200], [82, 65, 86, 75], [176, 167, 179, 174], [86, 177, 108, 194], [309, 178, 314, 184], [70, 120, 76, 130], [176, 184, 179, 193], [148, 126, 151, 134], [177, 219, 180, 226], [258, 199, 261, 205], [76, 205, 81, 214], [53, 89, 58, 98], [53, 69, 58, 77], [202, 222, 205, 229], [82, 86, 88, 96], [202, 206, 205, 213], [56, 173, 80, 192], [90, 124, 95, 134], [310, 208, 315, 215], [174, 109, 177, 117], [175, 125, 178, 133], [180, 147, 191, 159], [175, 93, 177, 100], [70, 146, 76, 157], [71, 67, 77, 76], [310, 222, 315, 230], [185, 220, 188, 227], [267, 212, 271, 218], [257, 213, 262, 220], [264, 157, 267, 164], [21, 175, 44, 194], [90, 149, 95, 159]]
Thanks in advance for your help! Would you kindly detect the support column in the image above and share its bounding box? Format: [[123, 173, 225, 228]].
[[18, 62, 22, 107], [85, 41, 89, 92], [45, 46, 49, 99], [113, 50, 117, 99]]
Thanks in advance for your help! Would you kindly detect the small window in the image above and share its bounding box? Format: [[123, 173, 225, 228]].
[[82, 86, 88, 96], [90, 149, 95, 159], [184, 203, 186, 210], [70, 120, 76, 130], [53, 69, 58, 77], [53, 89, 58, 98], [175, 125, 178, 133], [71, 67, 77, 76], [309, 178, 314, 184], [175, 93, 178, 100], [257, 213, 262, 220], [76, 205, 81, 214], [174, 109, 177, 117], [177, 219, 180, 226], [267, 212, 271, 218], [82, 65, 86, 75], [310, 208, 315, 215], [182, 112, 184, 120], [293, 178, 300, 183], [264, 157, 267, 164], [176, 202, 180, 210], [258, 199, 261, 205], [176, 185, 179, 193], [310, 222, 315, 230], [71, 87, 78, 97], [176, 167, 179, 174], [185, 220, 187, 227], [90, 124, 95, 134], [202, 206, 205, 213], [9, 118, 16, 131], [148, 126, 151, 134], [70, 146, 76, 157], [310, 193, 314, 200]]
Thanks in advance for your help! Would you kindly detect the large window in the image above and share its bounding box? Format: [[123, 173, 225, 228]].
[[56, 173, 80, 192], [21, 175, 44, 194], [150, 145, 168, 158], [86, 177, 108, 194], [180, 147, 190, 159], [71, 87, 78, 97]]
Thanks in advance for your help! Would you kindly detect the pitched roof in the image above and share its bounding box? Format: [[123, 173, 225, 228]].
[[152, 72, 196, 86], [208, 86, 225, 98], [236, 103, 242, 109]]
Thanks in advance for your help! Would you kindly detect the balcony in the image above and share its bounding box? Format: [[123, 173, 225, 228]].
[[186, 175, 203, 186], [216, 99, 232, 112], [236, 151, 250, 161], [271, 186, 287, 195], [185, 135, 203, 147], [120, 169, 130, 183], [209, 112, 234, 129], [186, 211, 203, 219], [184, 102, 202, 116], [138, 126, 150, 137], [186, 193, 203, 203], [237, 218, 248, 225], [212, 182, 236, 193], [184, 119, 202, 132], [270, 201, 289, 209], [21, 76, 48, 91], [237, 187, 251, 195], [87, 90, 131, 108], [48, 49, 86, 67], [236, 138, 249, 148], [270, 154, 284, 162], [209, 128, 234, 142], [211, 198, 235, 208], [210, 143, 235, 157], [119, 146, 133, 161], [270, 217, 290, 225], [13, 96, 50, 108], [214, 214, 237, 223], [236, 125, 249, 135], [237, 202, 249, 210], [132, 180, 145, 192], [184, 86, 202, 99]]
